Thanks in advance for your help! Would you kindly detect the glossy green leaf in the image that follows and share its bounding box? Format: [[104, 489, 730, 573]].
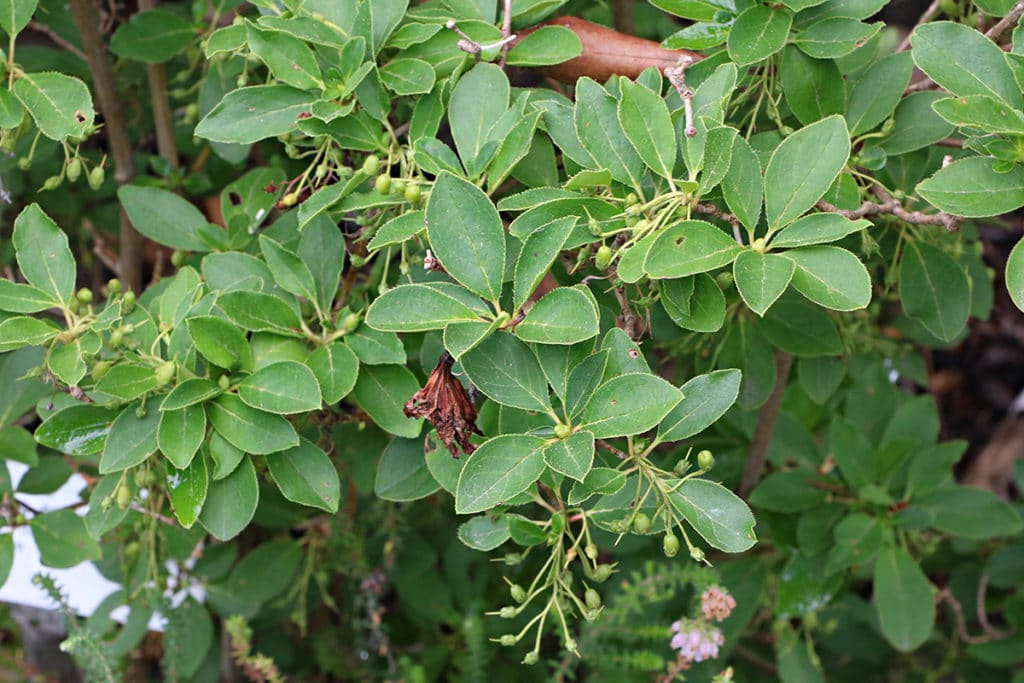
[[12, 72, 93, 141], [187, 316, 252, 371], [368, 210, 425, 251], [543, 430, 594, 482], [0, 280, 57, 313], [582, 373, 682, 439], [657, 369, 742, 443], [306, 342, 359, 404], [846, 52, 912, 135], [379, 57, 435, 95], [1008, 237, 1024, 312], [94, 364, 158, 402], [160, 378, 222, 411], [118, 186, 211, 252], [217, 291, 301, 333], [770, 213, 870, 249], [668, 478, 757, 552], [505, 25, 582, 66], [917, 156, 1024, 217], [761, 295, 843, 356], [0, 0, 37, 38], [237, 361, 322, 414], [512, 216, 575, 309], [35, 405, 121, 456], [795, 18, 880, 58], [912, 21, 1020, 107], [0, 316, 59, 352], [874, 544, 935, 652], [455, 434, 546, 514], [618, 79, 676, 181], [899, 240, 970, 342], [764, 115, 850, 229], [259, 235, 317, 302], [31, 509, 102, 568], [167, 455, 208, 529], [207, 394, 299, 454], [449, 62, 509, 177], [366, 283, 486, 332], [878, 92, 955, 155], [0, 425, 37, 465], [515, 288, 599, 345], [457, 516, 510, 551], [196, 85, 316, 144], [351, 364, 423, 438], [734, 251, 795, 316], [728, 5, 792, 66], [425, 172, 505, 301], [574, 77, 644, 190], [266, 438, 340, 512], [199, 456, 258, 541], [461, 333, 549, 411], [13, 204, 75, 304], [662, 273, 726, 332], [644, 220, 743, 278], [247, 23, 322, 89], [158, 404, 206, 469], [564, 350, 610, 419], [721, 135, 764, 232], [786, 246, 871, 310], [99, 402, 160, 474], [913, 486, 1023, 539]]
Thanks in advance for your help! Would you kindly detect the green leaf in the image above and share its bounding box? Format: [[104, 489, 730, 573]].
[[568, 466, 627, 505], [0, 87, 22, 128], [543, 431, 594, 482], [728, 5, 792, 66], [298, 217, 345, 310], [916, 156, 1024, 217], [662, 273, 726, 332], [457, 516, 510, 551], [825, 513, 882, 574], [761, 294, 843, 356], [158, 404, 206, 469], [615, 229, 662, 284], [99, 402, 160, 474], [899, 240, 970, 342], [306, 342, 359, 404], [515, 288, 599, 345], [734, 251, 795, 316], [785, 245, 871, 311], [668, 478, 757, 552], [618, 80, 677, 182], [770, 213, 870, 248], [375, 437, 440, 501], [644, 220, 743, 278], [118, 186, 212, 252], [1008, 237, 1024, 312], [47, 340, 84, 386], [461, 332, 550, 411], [31, 509, 102, 568], [512, 216, 575, 310], [487, 109, 541, 193], [94, 364, 157, 402], [913, 486, 1023, 539], [207, 431, 243, 480], [246, 23, 322, 89], [425, 172, 505, 301], [0, 316, 58, 352], [346, 327, 405, 365], [846, 52, 913, 135], [368, 210, 425, 251], [443, 318, 502, 360], [196, 85, 316, 144], [912, 21, 1021, 107], [351, 364, 423, 438], [721, 135, 764, 232], [229, 540, 303, 608], [574, 77, 645, 190], [0, 0, 37, 38], [662, 22, 730, 50], [564, 350, 610, 419], [259, 235, 317, 302], [795, 18, 880, 58], [353, 0, 407, 55], [12, 72, 93, 141], [449, 62, 509, 177], [0, 280, 56, 313], [0, 425, 37, 465], [829, 416, 877, 489], [35, 405, 120, 456], [781, 45, 845, 126], [797, 355, 845, 403], [13, 204, 75, 304], [266, 438, 340, 512], [199, 456, 258, 541], [237, 361, 322, 414], [366, 283, 485, 332], [874, 544, 935, 652], [217, 291, 301, 333], [764, 115, 851, 230], [380, 57, 435, 95], [160, 378, 222, 411], [581, 373, 682, 439], [506, 25, 582, 66], [932, 94, 1024, 136], [187, 316, 252, 371], [455, 434, 546, 514], [167, 455, 208, 529], [207, 394, 299, 454], [535, 341, 595, 402], [879, 92, 955, 155], [657, 369, 742, 443], [110, 9, 194, 63], [750, 471, 828, 512]]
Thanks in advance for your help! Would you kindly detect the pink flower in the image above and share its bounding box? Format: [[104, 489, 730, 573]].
[[700, 586, 737, 622], [669, 619, 724, 663]]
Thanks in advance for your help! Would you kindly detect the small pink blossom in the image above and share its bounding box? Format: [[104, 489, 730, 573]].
[[700, 586, 736, 622], [670, 619, 724, 663]]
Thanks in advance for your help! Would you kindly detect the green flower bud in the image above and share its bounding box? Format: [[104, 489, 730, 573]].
[[170, 250, 185, 268], [522, 652, 538, 665], [553, 423, 572, 439], [585, 588, 601, 610], [624, 192, 639, 206], [663, 533, 680, 558], [218, 374, 231, 390], [122, 290, 136, 312], [503, 553, 522, 566], [716, 271, 734, 290], [499, 606, 517, 618], [751, 237, 766, 253], [698, 449, 715, 470], [42, 175, 62, 191], [185, 103, 199, 123], [66, 158, 82, 182], [116, 483, 131, 510], [593, 564, 613, 582], [280, 192, 298, 208], [374, 173, 391, 194], [391, 179, 405, 195], [625, 203, 641, 217], [404, 183, 421, 205], [349, 254, 367, 268], [17, 156, 31, 171], [632, 512, 651, 534], [91, 360, 112, 382], [87, 166, 105, 190], [361, 154, 379, 175], [154, 360, 176, 388], [587, 217, 601, 236], [673, 458, 689, 475], [499, 634, 516, 646], [595, 245, 613, 270], [690, 545, 705, 562], [107, 278, 121, 295], [341, 312, 361, 333], [108, 330, 124, 348], [510, 584, 526, 603], [76, 288, 93, 305], [585, 543, 598, 560], [68, 297, 80, 314], [565, 638, 577, 652]]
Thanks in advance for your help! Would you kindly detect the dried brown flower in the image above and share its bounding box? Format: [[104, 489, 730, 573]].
[[404, 352, 481, 458]]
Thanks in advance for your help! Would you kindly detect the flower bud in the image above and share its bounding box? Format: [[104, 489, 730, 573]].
[[510, 584, 526, 603], [663, 533, 680, 558], [565, 638, 577, 652], [91, 360, 112, 382], [341, 312, 361, 332], [280, 192, 298, 208], [673, 458, 689, 475], [391, 179, 405, 195], [66, 158, 82, 182], [690, 545, 705, 562], [632, 512, 651, 534], [42, 175, 62, 191], [170, 250, 185, 268], [587, 217, 601, 236], [17, 156, 31, 171], [154, 360, 176, 388], [218, 374, 231, 390], [503, 553, 522, 566], [107, 278, 121, 295], [122, 290, 136, 312], [553, 423, 572, 439], [404, 183, 421, 205], [108, 330, 124, 348], [87, 166, 105, 190], [595, 245, 613, 270], [585, 588, 601, 610], [499, 606, 517, 618], [716, 271, 734, 290], [522, 652, 538, 665], [698, 449, 715, 470], [374, 173, 391, 194], [499, 634, 516, 646], [593, 564, 613, 582], [116, 483, 131, 510], [361, 154, 379, 175], [76, 288, 93, 305], [624, 192, 638, 206], [585, 543, 598, 560]]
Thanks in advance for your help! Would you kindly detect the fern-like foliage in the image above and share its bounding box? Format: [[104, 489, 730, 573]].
[[33, 573, 120, 683]]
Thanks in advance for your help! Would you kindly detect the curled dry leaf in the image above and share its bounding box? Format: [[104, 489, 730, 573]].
[[404, 352, 482, 458], [513, 16, 702, 83]]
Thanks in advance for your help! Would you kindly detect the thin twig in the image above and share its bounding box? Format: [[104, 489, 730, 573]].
[[28, 21, 87, 61], [986, 0, 1024, 40], [664, 57, 697, 137], [612, 287, 640, 339], [499, 0, 513, 68], [139, 0, 179, 172], [817, 183, 961, 232], [740, 351, 793, 497], [695, 201, 743, 242], [975, 574, 1012, 639], [596, 439, 629, 460], [896, 0, 941, 52]]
